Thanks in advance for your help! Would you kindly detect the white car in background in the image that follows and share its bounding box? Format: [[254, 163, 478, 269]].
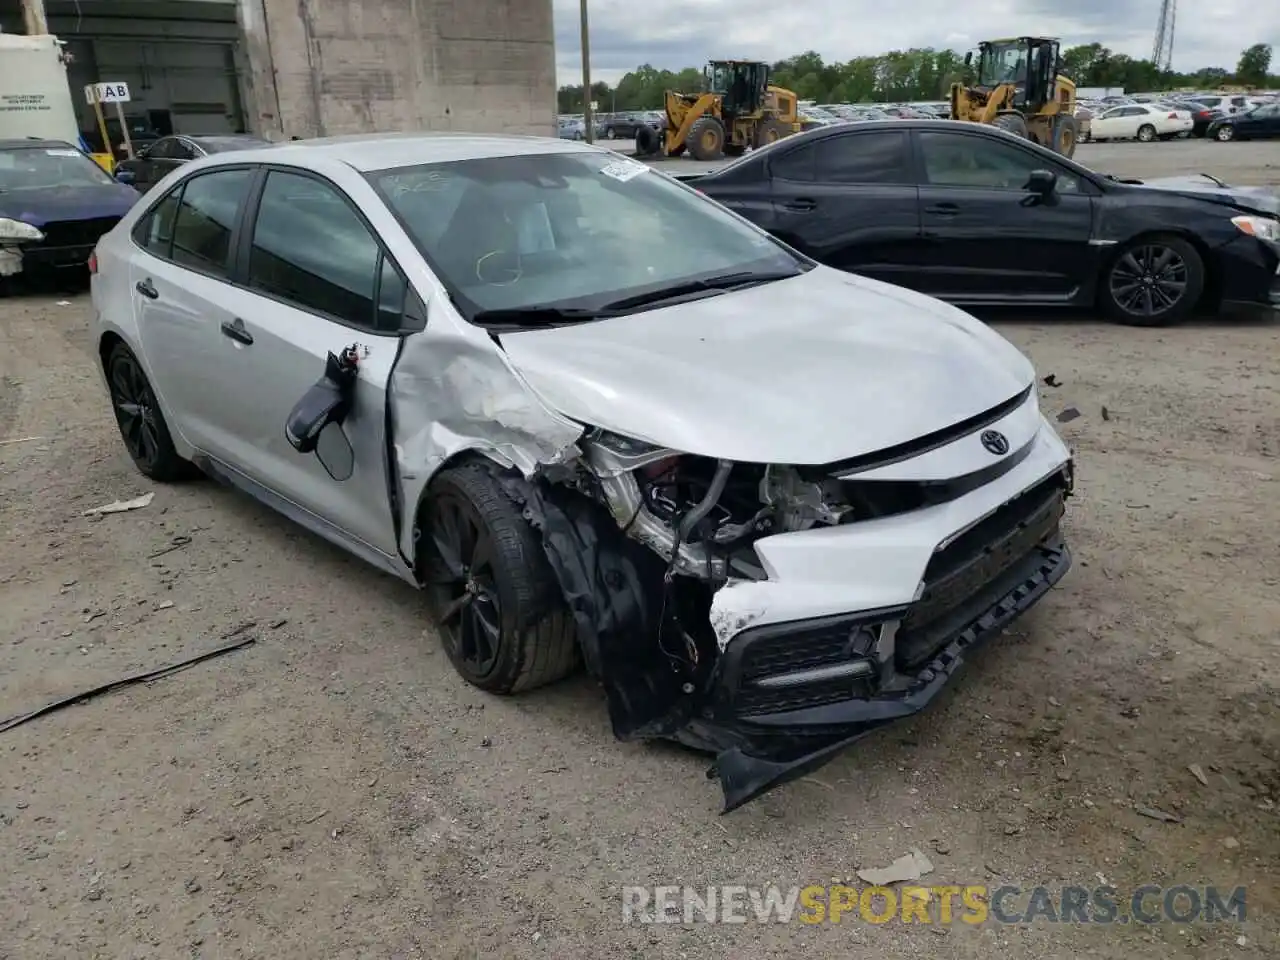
[[1086, 103, 1194, 142]]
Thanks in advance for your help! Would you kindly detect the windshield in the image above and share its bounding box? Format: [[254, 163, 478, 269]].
[[0, 146, 115, 190], [368, 151, 803, 319], [977, 43, 1027, 87]]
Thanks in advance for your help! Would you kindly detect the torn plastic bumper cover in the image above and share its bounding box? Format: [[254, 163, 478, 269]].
[[498, 466, 1072, 814]]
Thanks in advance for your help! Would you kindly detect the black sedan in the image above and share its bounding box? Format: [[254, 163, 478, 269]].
[[1208, 103, 1280, 142], [112, 134, 269, 192], [686, 120, 1280, 325]]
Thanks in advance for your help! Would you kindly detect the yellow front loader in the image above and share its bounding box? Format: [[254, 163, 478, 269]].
[[950, 37, 1080, 158], [634, 60, 801, 162]]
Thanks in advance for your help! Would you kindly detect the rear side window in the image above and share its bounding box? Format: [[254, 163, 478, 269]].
[[136, 191, 181, 256], [170, 168, 252, 277], [814, 132, 911, 184], [247, 169, 399, 331], [770, 143, 814, 181]]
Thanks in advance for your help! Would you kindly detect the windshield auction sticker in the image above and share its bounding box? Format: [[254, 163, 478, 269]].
[[599, 158, 649, 183]]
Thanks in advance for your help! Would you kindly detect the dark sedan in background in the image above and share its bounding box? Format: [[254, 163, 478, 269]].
[[1209, 103, 1280, 142], [0, 139, 139, 281], [685, 120, 1280, 325], [112, 134, 269, 192]]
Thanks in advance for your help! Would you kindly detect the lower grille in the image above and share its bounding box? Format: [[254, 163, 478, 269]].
[[896, 472, 1068, 669]]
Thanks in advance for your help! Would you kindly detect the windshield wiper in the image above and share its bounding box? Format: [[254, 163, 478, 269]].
[[470, 305, 609, 328], [597, 269, 800, 312]]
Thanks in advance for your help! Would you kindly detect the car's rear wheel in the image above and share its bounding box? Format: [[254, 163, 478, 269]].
[[1136, 123, 1157, 142], [1215, 124, 1235, 141], [104, 342, 190, 482], [1099, 235, 1204, 327], [419, 463, 579, 694]]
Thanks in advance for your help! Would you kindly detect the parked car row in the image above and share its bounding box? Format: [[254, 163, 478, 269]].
[[83, 130, 1081, 811], [1078, 91, 1280, 142]]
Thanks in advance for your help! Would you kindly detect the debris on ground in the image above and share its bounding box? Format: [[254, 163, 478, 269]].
[[82, 492, 154, 516], [1134, 805, 1182, 823], [1042, 374, 1062, 387], [0, 435, 45, 446], [1189, 764, 1209, 786], [148, 535, 192, 559], [855, 848, 934, 886], [1056, 407, 1082, 424]]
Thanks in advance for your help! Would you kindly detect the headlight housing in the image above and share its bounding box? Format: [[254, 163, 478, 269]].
[[1231, 215, 1280, 243], [0, 218, 44, 242]]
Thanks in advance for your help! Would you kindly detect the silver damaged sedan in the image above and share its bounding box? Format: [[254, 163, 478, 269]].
[[90, 133, 1075, 811]]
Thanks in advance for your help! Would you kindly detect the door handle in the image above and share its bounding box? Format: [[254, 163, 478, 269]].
[[925, 203, 959, 216], [135, 279, 158, 299], [784, 198, 817, 212], [220, 318, 254, 346]]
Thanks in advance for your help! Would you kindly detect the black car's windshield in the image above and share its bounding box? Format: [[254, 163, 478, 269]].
[[0, 145, 115, 190], [368, 151, 804, 320]]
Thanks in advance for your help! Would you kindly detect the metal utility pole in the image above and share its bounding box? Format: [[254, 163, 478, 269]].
[[1152, 0, 1177, 73], [579, 0, 593, 143], [21, 0, 49, 35]]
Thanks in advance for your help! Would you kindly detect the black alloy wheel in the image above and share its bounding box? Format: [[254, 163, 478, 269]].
[[105, 343, 188, 480], [425, 490, 504, 681], [1101, 237, 1204, 326]]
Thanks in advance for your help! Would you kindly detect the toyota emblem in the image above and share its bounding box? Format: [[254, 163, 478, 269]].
[[981, 430, 1010, 455]]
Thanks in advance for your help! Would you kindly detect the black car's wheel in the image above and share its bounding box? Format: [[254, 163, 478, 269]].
[[1099, 236, 1204, 327], [104, 342, 190, 481], [420, 463, 579, 694], [1136, 123, 1157, 142], [1215, 124, 1236, 142]]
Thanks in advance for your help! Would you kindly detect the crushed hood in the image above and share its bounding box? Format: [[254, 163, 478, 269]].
[[498, 266, 1034, 464], [1126, 175, 1280, 217]]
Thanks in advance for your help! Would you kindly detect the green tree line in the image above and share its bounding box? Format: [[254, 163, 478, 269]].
[[558, 42, 1278, 113]]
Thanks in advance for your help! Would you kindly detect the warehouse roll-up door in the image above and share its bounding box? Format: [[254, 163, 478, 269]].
[[91, 39, 243, 135]]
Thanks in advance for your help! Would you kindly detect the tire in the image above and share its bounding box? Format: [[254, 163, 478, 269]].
[[1052, 114, 1079, 158], [604, 126, 616, 139], [1215, 124, 1235, 142], [1098, 235, 1204, 327], [104, 341, 191, 482], [992, 112, 1029, 139], [687, 115, 726, 161], [419, 462, 579, 695], [752, 117, 791, 149], [634, 124, 660, 156], [1136, 124, 1157, 142]]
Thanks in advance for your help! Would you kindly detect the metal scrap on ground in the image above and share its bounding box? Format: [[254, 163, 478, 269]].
[[82, 492, 155, 516]]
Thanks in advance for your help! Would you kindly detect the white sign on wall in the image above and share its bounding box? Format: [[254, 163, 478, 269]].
[[84, 82, 131, 105]]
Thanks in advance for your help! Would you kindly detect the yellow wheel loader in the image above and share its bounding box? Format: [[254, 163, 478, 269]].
[[950, 37, 1080, 158], [634, 60, 802, 162]]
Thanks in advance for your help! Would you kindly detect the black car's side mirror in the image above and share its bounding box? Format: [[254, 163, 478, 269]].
[[114, 168, 135, 184], [1025, 169, 1058, 195], [285, 348, 359, 454]]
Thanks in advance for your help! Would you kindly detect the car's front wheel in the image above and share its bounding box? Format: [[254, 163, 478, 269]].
[[104, 341, 191, 481], [419, 463, 579, 694], [1215, 124, 1236, 141], [1098, 235, 1204, 327]]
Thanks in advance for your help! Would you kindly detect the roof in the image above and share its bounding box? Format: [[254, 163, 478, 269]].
[[212, 132, 596, 172]]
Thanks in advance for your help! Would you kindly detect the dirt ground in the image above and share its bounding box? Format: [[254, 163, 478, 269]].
[[1, 143, 1278, 960]]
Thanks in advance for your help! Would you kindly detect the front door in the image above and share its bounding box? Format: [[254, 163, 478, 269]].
[[912, 128, 1095, 302], [207, 167, 405, 560], [764, 129, 921, 285]]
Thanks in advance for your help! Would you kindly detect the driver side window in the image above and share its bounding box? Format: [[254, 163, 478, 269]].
[[919, 132, 1079, 193]]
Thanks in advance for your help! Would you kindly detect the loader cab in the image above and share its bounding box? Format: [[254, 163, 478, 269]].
[[975, 37, 1060, 108], [705, 60, 769, 115]]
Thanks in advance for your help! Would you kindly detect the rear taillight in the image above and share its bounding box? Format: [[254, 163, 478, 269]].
[[88, 250, 98, 274], [1168, 112, 1178, 119]]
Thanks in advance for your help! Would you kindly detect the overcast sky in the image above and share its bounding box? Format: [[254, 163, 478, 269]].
[[552, 0, 1280, 86]]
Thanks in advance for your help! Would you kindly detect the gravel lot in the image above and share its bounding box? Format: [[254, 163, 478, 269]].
[[1, 138, 1278, 960]]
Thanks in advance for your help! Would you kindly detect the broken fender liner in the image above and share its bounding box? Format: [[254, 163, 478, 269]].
[[0, 628, 257, 734], [495, 469, 700, 740]]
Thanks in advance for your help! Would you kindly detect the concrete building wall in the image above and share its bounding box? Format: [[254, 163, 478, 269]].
[[236, 0, 557, 140]]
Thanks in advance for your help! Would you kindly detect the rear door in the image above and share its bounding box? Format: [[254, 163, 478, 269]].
[[128, 166, 256, 455], [764, 129, 921, 284], [199, 167, 404, 558], [912, 128, 1095, 302]]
